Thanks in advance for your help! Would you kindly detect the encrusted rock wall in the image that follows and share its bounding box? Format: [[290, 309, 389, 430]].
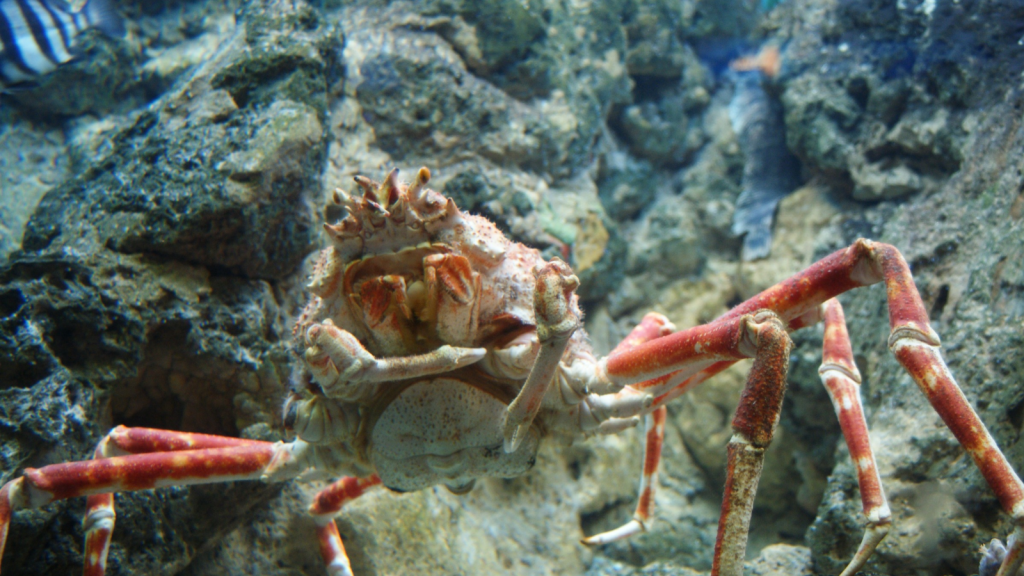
[[1, 0, 1022, 575]]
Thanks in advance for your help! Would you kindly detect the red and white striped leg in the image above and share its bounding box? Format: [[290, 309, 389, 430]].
[[869, 249, 1024, 576], [582, 406, 667, 544], [583, 313, 672, 545], [308, 475, 383, 576], [596, 311, 797, 573], [81, 426, 271, 576], [608, 240, 1024, 575], [83, 489, 114, 576], [0, 432, 304, 576], [819, 299, 891, 576], [711, 312, 793, 576]]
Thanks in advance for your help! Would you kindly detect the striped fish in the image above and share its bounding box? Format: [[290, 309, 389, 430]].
[[0, 0, 123, 87]]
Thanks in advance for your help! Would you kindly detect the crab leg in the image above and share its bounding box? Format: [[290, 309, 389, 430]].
[[582, 406, 667, 544], [305, 318, 486, 401], [80, 426, 269, 576], [634, 307, 824, 404], [585, 310, 793, 569], [308, 475, 384, 576], [818, 299, 891, 576], [0, 438, 307, 576], [646, 361, 734, 409], [712, 312, 792, 576], [600, 313, 762, 394], [850, 242, 1024, 576], [503, 259, 581, 453], [618, 241, 1024, 515], [599, 241, 876, 392], [583, 313, 673, 544], [84, 440, 117, 576], [83, 493, 114, 576], [601, 240, 1024, 575], [613, 313, 677, 354]]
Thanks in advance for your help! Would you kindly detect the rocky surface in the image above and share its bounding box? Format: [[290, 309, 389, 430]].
[[0, 0, 1022, 575], [0, 1, 333, 574]]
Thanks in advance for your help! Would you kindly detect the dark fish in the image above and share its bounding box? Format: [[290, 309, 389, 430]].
[[729, 70, 802, 261], [0, 0, 123, 87]]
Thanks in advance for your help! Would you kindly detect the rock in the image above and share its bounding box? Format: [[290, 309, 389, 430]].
[[782, 73, 862, 174], [598, 152, 658, 222], [772, 1, 1024, 573], [0, 123, 66, 260], [611, 12, 712, 171], [0, 1, 337, 573], [615, 77, 708, 168], [424, 0, 546, 79], [186, 441, 590, 576], [625, 193, 705, 278], [776, 0, 1017, 201], [846, 106, 960, 200], [217, 100, 323, 182], [580, 543, 812, 576], [4, 30, 140, 119], [805, 104, 1024, 575], [341, 1, 628, 179], [673, 89, 745, 257], [745, 544, 813, 576], [23, 0, 336, 281]]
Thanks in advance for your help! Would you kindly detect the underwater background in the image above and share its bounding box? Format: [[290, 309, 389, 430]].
[[1, 0, 1023, 574]]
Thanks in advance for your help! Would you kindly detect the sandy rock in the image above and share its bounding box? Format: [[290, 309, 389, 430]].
[[0, 123, 66, 260]]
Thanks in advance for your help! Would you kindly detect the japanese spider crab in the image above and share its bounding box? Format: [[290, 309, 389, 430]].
[[1, 167, 1022, 576]]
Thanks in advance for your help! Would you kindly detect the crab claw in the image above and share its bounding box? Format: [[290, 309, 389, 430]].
[[305, 320, 486, 401], [503, 260, 581, 453]]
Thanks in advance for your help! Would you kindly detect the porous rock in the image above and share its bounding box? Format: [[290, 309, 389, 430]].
[[0, 1, 337, 573]]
